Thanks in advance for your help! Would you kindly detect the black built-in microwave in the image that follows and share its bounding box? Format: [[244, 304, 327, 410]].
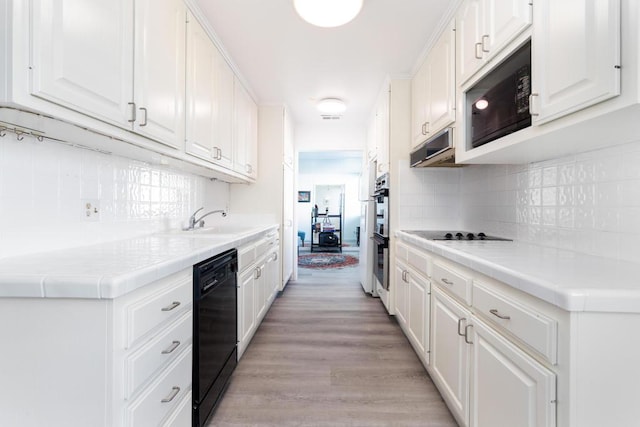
[[468, 41, 532, 148]]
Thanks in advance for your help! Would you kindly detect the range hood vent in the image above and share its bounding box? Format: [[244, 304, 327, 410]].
[[410, 128, 462, 168]]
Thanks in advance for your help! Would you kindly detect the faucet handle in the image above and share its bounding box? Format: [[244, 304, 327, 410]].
[[191, 207, 204, 218]]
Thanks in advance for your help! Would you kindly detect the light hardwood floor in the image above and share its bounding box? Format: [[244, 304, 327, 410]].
[[208, 253, 458, 426]]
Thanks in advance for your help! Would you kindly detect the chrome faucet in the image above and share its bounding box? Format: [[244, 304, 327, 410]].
[[184, 207, 227, 230]]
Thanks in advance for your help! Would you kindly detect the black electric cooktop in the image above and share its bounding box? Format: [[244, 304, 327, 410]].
[[404, 230, 512, 241]]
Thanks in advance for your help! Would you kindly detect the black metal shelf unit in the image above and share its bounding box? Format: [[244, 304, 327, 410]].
[[310, 212, 342, 253]]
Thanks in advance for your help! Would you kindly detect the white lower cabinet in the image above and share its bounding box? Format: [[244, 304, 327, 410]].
[[237, 231, 280, 358], [431, 285, 556, 427], [430, 286, 471, 424], [395, 260, 430, 364], [0, 268, 193, 427], [470, 319, 556, 427]]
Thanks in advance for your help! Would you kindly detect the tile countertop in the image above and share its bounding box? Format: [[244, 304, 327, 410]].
[[397, 230, 640, 313], [0, 224, 278, 299]]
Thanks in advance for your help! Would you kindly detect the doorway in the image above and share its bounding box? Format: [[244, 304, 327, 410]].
[[296, 150, 363, 276]]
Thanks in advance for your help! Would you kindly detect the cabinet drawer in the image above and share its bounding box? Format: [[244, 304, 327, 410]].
[[237, 243, 257, 272], [124, 272, 192, 349], [125, 345, 192, 427], [473, 281, 557, 364], [125, 311, 193, 399], [396, 242, 409, 262], [161, 390, 192, 427], [407, 246, 430, 278], [432, 261, 472, 304]]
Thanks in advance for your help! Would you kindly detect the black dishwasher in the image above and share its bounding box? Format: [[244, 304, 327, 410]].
[[192, 248, 237, 427]]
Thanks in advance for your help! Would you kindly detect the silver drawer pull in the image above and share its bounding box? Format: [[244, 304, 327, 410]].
[[161, 386, 180, 403], [441, 278, 454, 285], [161, 301, 181, 312], [161, 341, 180, 354], [489, 309, 511, 320], [464, 325, 474, 344], [457, 318, 466, 336]]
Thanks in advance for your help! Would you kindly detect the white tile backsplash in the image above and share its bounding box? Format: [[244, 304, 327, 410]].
[[0, 134, 229, 259], [398, 139, 640, 263]]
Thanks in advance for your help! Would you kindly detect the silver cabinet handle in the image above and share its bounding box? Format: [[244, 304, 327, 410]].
[[457, 317, 467, 336], [246, 164, 253, 174], [529, 93, 539, 117], [425, 122, 430, 134], [474, 42, 483, 59], [481, 34, 490, 52], [128, 102, 136, 123], [161, 386, 180, 403], [213, 147, 222, 160], [441, 278, 454, 285], [139, 107, 148, 126], [161, 340, 181, 354], [421, 123, 427, 135], [489, 309, 511, 320], [161, 301, 181, 312], [464, 324, 474, 344], [254, 266, 261, 279]]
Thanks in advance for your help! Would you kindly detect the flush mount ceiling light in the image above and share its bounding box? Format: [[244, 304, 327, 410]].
[[294, 0, 363, 28], [317, 98, 347, 115]]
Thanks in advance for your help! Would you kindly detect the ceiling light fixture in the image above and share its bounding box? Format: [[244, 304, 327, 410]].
[[294, 0, 363, 28], [317, 98, 347, 115]]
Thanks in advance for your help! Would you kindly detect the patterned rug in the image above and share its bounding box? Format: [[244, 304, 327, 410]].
[[298, 253, 359, 269]]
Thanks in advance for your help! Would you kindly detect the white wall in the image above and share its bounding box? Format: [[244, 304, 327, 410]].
[[0, 134, 229, 259], [295, 122, 366, 152], [397, 138, 640, 263]]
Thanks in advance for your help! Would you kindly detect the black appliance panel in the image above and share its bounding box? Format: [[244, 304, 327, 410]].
[[372, 233, 389, 290], [193, 249, 238, 427], [469, 41, 532, 148]]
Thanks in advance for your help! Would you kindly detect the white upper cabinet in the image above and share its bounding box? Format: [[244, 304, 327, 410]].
[[185, 12, 233, 169], [457, 0, 531, 85], [30, 0, 134, 126], [30, 0, 186, 149], [133, 0, 186, 149], [411, 61, 429, 148], [412, 19, 456, 149], [233, 78, 258, 180], [531, 0, 621, 124]]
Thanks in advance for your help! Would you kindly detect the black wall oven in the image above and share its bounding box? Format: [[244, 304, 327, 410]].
[[372, 173, 389, 290], [193, 249, 238, 427]]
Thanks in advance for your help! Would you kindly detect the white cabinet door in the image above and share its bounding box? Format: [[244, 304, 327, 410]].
[[483, 0, 532, 63], [255, 260, 267, 321], [470, 318, 556, 427], [133, 0, 186, 149], [30, 0, 133, 126], [531, 0, 620, 124], [457, 0, 483, 84], [411, 60, 429, 148], [238, 267, 256, 351], [407, 270, 428, 359], [457, 0, 531, 85], [431, 286, 470, 426], [212, 46, 235, 169], [427, 19, 456, 137], [233, 78, 258, 179], [394, 262, 409, 327], [374, 86, 390, 177], [185, 13, 234, 169]]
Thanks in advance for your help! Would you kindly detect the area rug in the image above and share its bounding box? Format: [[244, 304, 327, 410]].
[[298, 253, 359, 269]]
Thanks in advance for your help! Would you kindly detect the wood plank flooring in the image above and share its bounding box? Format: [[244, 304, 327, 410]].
[[208, 256, 458, 426]]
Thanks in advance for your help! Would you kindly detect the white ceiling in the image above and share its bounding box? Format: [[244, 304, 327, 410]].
[[194, 0, 458, 132]]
